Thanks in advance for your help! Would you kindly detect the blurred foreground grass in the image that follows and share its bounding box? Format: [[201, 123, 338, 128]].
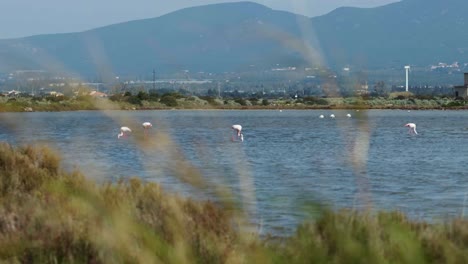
[[0, 143, 467, 263]]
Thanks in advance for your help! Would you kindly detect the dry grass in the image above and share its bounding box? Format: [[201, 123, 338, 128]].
[[0, 143, 244, 263], [0, 143, 467, 263]]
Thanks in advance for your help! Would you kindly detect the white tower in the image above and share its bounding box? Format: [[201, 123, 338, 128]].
[[404, 65, 410, 92]]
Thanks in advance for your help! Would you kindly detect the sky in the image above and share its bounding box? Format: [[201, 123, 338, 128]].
[[0, 0, 399, 39]]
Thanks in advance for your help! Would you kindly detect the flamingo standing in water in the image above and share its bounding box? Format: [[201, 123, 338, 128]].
[[232, 124, 243, 142], [142, 122, 152, 137], [404, 123, 418, 135], [118, 126, 132, 139]]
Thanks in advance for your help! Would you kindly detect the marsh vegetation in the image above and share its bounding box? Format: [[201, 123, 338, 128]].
[[1, 91, 467, 112], [0, 143, 467, 263]]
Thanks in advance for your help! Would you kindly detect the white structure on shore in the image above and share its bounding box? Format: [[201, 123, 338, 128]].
[[404, 65, 410, 92]]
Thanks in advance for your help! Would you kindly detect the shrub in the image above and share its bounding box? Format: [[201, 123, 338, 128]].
[[199, 96, 219, 106], [109, 94, 124, 102], [75, 95, 93, 102], [0, 144, 468, 263], [234, 98, 247, 106], [45, 95, 68, 102], [148, 91, 160, 101], [444, 101, 465, 107], [160, 95, 178, 107], [302, 96, 329, 105], [389, 92, 414, 100], [137, 91, 150, 101], [0, 143, 238, 263], [126, 96, 142, 105]]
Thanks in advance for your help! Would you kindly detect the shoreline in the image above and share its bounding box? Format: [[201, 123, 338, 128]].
[[1, 95, 467, 112], [1, 105, 466, 112]]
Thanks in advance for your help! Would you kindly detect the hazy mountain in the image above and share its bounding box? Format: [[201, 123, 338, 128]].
[[0, 0, 467, 77], [313, 0, 468, 69], [0, 2, 315, 78]]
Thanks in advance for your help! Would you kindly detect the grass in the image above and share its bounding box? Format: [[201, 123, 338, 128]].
[[0, 143, 467, 263]]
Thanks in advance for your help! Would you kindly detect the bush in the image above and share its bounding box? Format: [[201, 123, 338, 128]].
[[163, 92, 185, 99], [160, 95, 178, 107], [234, 98, 247, 106], [302, 96, 329, 105], [0, 143, 238, 263], [109, 94, 124, 102], [444, 101, 465, 107], [199, 96, 219, 106], [45, 96, 68, 102], [148, 91, 159, 101], [249, 98, 259, 105], [415, 94, 435, 100], [389, 92, 413, 100], [126, 96, 142, 105], [137, 91, 150, 101], [75, 95, 93, 102]]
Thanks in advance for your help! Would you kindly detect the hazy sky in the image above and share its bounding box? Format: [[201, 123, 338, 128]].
[[0, 0, 399, 39]]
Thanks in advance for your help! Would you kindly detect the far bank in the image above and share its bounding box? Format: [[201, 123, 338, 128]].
[[1, 91, 467, 112]]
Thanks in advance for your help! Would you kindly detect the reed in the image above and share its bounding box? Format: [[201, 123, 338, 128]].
[[0, 143, 467, 263]]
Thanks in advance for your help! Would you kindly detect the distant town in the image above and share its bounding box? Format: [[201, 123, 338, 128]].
[[1, 61, 467, 101]]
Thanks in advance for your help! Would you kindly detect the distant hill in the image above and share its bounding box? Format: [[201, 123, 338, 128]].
[[0, 0, 467, 77], [313, 0, 468, 69]]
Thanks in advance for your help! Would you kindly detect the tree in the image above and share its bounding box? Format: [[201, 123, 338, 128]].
[[136, 91, 149, 101]]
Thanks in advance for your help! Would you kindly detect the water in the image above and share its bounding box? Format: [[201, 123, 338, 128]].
[[1, 109, 468, 235]]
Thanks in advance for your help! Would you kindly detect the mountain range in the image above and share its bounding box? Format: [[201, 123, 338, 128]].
[[0, 0, 467, 78]]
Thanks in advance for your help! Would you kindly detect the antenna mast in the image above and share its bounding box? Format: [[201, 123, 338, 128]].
[[404, 65, 410, 92]]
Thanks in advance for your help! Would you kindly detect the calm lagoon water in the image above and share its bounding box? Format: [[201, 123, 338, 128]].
[[1, 109, 468, 235]]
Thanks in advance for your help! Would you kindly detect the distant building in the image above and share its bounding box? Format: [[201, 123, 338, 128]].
[[6, 90, 21, 97], [355, 81, 369, 95], [453, 73, 468, 98], [47, 91, 64, 97], [89, 90, 108, 98]]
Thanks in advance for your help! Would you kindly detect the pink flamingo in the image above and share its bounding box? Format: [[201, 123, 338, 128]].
[[118, 126, 132, 139], [404, 123, 418, 135], [231, 124, 244, 142], [142, 122, 152, 137]]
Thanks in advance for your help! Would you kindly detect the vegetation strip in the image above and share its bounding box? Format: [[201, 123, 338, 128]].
[[0, 143, 467, 263], [1, 91, 468, 112]]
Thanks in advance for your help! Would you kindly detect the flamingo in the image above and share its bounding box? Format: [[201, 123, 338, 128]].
[[142, 122, 152, 137], [118, 126, 132, 139], [142, 122, 152, 129], [404, 123, 418, 135], [232, 124, 243, 142]]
